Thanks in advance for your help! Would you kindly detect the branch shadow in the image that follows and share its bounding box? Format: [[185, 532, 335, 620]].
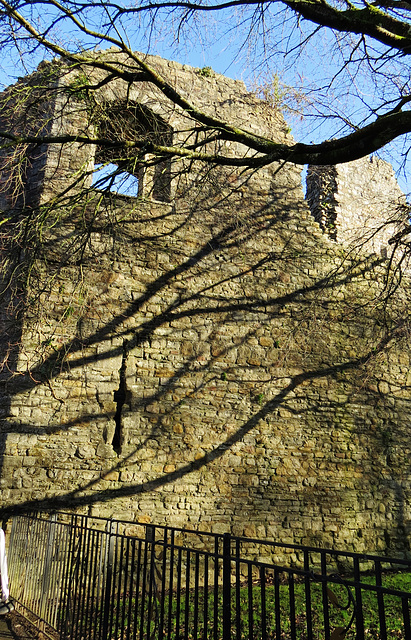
[[0, 178, 410, 554]]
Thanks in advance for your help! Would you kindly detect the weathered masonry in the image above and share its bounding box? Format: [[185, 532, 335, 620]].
[[0, 51, 410, 557]]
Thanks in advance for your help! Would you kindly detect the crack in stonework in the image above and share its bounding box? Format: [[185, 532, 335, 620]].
[[112, 339, 129, 454]]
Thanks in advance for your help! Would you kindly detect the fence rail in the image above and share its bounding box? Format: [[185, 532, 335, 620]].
[[6, 512, 411, 640]]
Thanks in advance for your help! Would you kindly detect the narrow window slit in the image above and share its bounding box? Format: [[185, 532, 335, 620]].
[[112, 339, 130, 454]]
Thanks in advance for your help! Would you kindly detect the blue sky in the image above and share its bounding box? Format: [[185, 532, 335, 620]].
[[0, 4, 409, 196]]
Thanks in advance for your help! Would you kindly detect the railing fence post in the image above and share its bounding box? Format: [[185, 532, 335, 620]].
[[146, 525, 156, 639], [58, 514, 77, 639], [39, 513, 57, 622], [101, 520, 115, 640], [222, 532, 231, 640]]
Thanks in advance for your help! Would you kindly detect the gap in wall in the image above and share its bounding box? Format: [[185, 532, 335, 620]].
[[92, 162, 139, 196]]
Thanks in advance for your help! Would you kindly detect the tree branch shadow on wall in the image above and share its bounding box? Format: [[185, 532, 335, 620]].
[[0, 179, 410, 555]]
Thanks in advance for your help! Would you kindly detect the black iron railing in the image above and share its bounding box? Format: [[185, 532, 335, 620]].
[[6, 512, 411, 640]]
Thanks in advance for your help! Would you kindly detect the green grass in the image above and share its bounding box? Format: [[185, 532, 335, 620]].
[[96, 570, 411, 640]]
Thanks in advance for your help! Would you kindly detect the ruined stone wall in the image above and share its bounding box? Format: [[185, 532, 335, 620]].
[[306, 157, 408, 254], [0, 53, 410, 558]]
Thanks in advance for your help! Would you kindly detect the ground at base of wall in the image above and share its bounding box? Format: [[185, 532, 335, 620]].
[[0, 612, 44, 640]]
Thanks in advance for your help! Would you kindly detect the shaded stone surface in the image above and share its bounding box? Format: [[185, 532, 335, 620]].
[[0, 52, 409, 558]]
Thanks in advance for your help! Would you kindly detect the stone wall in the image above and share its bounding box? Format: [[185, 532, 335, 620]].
[[0, 52, 410, 558], [306, 158, 408, 254]]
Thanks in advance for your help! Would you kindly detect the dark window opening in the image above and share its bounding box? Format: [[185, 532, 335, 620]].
[[112, 339, 130, 455], [152, 158, 172, 202], [93, 101, 173, 202]]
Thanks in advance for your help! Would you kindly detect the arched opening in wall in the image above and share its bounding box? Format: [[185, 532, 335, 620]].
[[93, 101, 173, 202]]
